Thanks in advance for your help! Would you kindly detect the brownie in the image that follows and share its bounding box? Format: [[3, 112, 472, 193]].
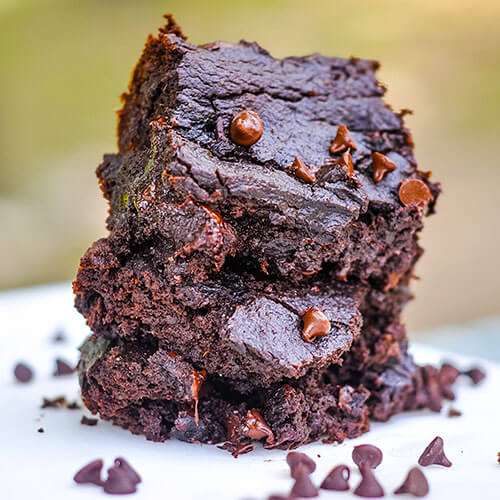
[[74, 15, 459, 452]]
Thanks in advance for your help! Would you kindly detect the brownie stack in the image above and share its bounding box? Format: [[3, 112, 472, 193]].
[[74, 16, 456, 450]]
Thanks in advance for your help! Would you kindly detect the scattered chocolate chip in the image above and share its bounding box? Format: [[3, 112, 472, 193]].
[[398, 178, 433, 209], [330, 124, 357, 154], [53, 358, 75, 376], [242, 410, 274, 443], [394, 467, 429, 497], [302, 307, 331, 343], [320, 464, 350, 491], [447, 407, 462, 418], [268, 496, 288, 500], [463, 367, 486, 385], [418, 436, 452, 467], [73, 459, 104, 486], [81, 416, 99, 426], [113, 457, 141, 485], [352, 444, 383, 469], [336, 149, 354, 179], [372, 152, 397, 182], [287, 452, 316, 478], [37, 427, 44, 433], [103, 466, 137, 495], [292, 157, 316, 183], [14, 362, 33, 383], [353, 464, 385, 498], [290, 469, 319, 498], [230, 109, 263, 146]]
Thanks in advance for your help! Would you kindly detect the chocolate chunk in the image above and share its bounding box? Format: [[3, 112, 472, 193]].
[[352, 444, 383, 469], [418, 436, 452, 467], [302, 307, 331, 343], [81, 416, 99, 426], [37, 427, 44, 433], [394, 467, 429, 497], [53, 358, 75, 376], [73, 459, 104, 486], [463, 367, 486, 385], [103, 466, 137, 495], [320, 464, 350, 491], [336, 149, 354, 179], [398, 179, 433, 209], [353, 464, 385, 498], [330, 124, 357, 154], [372, 152, 397, 182], [447, 407, 462, 418], [242, 410, 274, 443], [41, 396, 66, 408], [230, 109, 263, 146], [14, 362, 33, 383], [290, 470, 319, 498], [113, 457, 141, 485], [292, 157, 316, 183], [287, 452, 316, 478]]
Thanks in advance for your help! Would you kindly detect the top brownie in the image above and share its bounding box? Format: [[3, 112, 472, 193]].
[[99, 15, 439, 288]]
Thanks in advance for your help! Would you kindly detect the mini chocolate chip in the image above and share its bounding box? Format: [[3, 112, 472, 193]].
[[73, 459, 104, 486], [320, 464, 350, 491], [302, 307, 331, 343], [243, 410, 274, 443], [330, 124, 357, 154], [372, 152, 397, 182], [336, 149, 354, 179], [103, 466, 137, 495], [398, 178, 433, 209], [292, 157, 316, 183], [290, 470, 319, 498], [447, 407, 462, 418], [394, 467, 429, 497], [53, 358, 75, 376], [463, 367, 486, 385], [114, 457, 141, 485], [418, 436, 452, 467], [287, 452, 316, 478], [352, 444, 383, 469], [230, 110, 263, 146], [14, 362, 33, 383], [81, 416, 99, 426], [354, 464, 384, 498]]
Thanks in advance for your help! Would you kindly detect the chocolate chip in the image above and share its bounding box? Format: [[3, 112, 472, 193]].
[[418, 436, 452, 467], [447, 407, 462, 418], [394, 467, 429, 497], [320, 464, 350, 491], [302, 307, 331, 343], [352, 444, 383, 469], [53, 358, 75, 376], [290, 470, 319, 498], [103, 466, 137, 495], [463, 367, 486, 385], [242, 410, 274, 443], [73, 459, 104, 486], [353, 464, 385, 498], [14, 362, 33, 383], [336, 149, 354, 179], [230, 109, 263, 146], [292, 157, 316, 183], [372, 152, 397, 182], [398, 178, 433, 209], [81, 416, 99, 426], [287, 452, 316, 478], [113, 457, 141, 485], [330, 124, 357, 154]]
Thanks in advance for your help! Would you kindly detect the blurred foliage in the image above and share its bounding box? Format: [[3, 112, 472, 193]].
[[0, 0, 499, 330]]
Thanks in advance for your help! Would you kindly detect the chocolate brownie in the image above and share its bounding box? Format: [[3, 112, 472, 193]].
[[74, 15, 460, 451]]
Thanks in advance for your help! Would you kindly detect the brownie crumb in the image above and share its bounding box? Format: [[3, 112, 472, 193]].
[[37, 427, 44, 433], [447, 407, 462, 418], [81, 416, 99, 426], [497, 452, 500, 465], [418, 436, 452, 467], [14, 362, 34, 383], [53, 358, 75, 376], [394, 467, 429, 497], [463, 367, 486, 385], [289, 470, 319, 498], [41, 396, 80, 409]]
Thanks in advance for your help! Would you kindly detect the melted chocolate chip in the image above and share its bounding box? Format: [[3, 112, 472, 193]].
[[302, 307, 331, 343], [292, 157, 316, 183], [398, 179, 433, 209], [394, 467, 429, 497], [290, 470, 319, 498], [418, 436, 452, 467], [464, 367, 486, 385], [320, 464, 350, 491], [191, 369, 207, 425], [53, 358, 75, 376], [372, 152, 397, 182], [73, 459, 104, 486], [81, 416, 99, 426], [243, 410, 274, 443], [103, 466, 137, 495], [330, 124, 357, 154], [14, 362, 33, 383], [230, 110, 263, 146], [113, 457, 141, 485], [354, 464, 385, 498], [336, 149, 354, 179], [352, 444, 383, 469], [287, 452, 316, 478]]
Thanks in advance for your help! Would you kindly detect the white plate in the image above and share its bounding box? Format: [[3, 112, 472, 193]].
[[0, 283, 498, 500]]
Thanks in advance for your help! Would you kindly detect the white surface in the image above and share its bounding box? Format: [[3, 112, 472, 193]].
[[0, 282, 498, 500]]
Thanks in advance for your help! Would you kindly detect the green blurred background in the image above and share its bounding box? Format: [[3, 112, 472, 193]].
[[1, 0, 499, 332]]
